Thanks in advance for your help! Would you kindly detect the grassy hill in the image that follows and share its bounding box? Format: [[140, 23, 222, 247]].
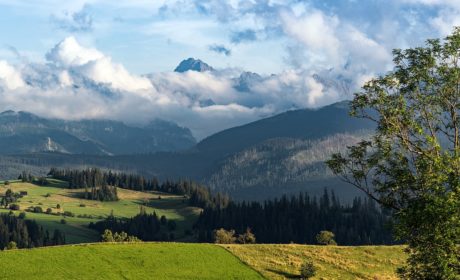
[[0, 243, 264, 280], [0, 180, 201, 243], [0, 243, 405, 280], [224, 244, 405, 279]]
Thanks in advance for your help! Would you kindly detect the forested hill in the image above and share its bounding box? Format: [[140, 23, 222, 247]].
[[195, 101, 374, 157], [0, 111, 195, 155]]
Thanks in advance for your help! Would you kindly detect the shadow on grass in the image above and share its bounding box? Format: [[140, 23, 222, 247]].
[[267, 268, 300, 279]]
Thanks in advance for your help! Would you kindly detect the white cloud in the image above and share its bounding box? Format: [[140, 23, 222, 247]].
[[46, 37, 104, 67], [0, 60, 25, 90]]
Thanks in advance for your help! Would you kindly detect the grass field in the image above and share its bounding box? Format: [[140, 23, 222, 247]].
[[0, 243, 405, 280], [223, 244, 406, 280], [0, 243, 264, 280], [0, 180, 201, 243]]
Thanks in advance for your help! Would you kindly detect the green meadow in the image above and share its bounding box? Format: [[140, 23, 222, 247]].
[[0, 180, 201, 243], [0, 243, 264, 280]]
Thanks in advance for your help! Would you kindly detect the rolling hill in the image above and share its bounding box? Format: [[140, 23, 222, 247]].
[[0, 180, 200, 243]]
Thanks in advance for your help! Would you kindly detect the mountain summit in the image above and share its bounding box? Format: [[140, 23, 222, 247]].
[[174, 58, 214, 73]]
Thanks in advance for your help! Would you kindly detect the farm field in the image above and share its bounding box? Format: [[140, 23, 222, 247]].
[[223, 244, 406, 280], [0, 180, 201, 243], [0, 243, 264, 280]]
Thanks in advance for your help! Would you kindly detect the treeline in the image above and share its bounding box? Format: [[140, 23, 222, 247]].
[[48, 168, 228, 208], [194, 190, 395, 245], [89, 209, 177, 241], [0, 213, 65, 249]]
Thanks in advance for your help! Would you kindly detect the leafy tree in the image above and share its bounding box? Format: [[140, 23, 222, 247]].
[[327, 29, 460, 279], [101, 229, 114, 242], [213, 228, 236, 244], [237, 228, 256, 244], [299, 260, 316, 279], [315, 231, 337, 246]]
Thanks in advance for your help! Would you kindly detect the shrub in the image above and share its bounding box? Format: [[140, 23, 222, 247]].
[[44, 193, 51, 198], [9, 204, 20, 211], [56, 204, 61, 209], [33, 206, 43, 213], [63, 211, 74, 217], [4, 241, 17, 250], [316, 230, 337, 245], [79, 203, 86, 207], [46, 208, 52, 214], [237, 228, 256, 244], [18, 212, 26, 219], [299, 260, 316, 279], [60, 219, 67, 224], [213, 228, 236, 244], [4, 181, 9, 186]]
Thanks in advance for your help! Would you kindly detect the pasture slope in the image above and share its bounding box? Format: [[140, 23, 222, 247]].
[[0, 180, 201, 243], [0, 243, 405, 280]]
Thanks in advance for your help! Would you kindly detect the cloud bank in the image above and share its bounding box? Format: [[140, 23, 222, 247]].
[[0, 37, 349, 139]]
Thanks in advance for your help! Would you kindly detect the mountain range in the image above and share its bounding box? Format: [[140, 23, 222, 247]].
[[0, 110, 195, 155], [0, 101, 374, 201]]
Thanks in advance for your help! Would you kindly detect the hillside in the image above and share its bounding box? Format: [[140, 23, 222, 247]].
[[0, 111, 195, 155], [0, 180, 200, 243], [0, 243, 405, 279]]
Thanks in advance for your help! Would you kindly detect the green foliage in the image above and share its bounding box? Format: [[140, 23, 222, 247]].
[[327, 28, 460, 279], [101, 229, 114, 242], [213, 228, 236, 244], [316, 231, 337, 245], [5, 241, 17, 250], [299, 260, 316, 279], [101, 229, 141, 243]]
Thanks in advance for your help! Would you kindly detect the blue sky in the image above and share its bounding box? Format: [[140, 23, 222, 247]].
[[0, 0, 458, 138]]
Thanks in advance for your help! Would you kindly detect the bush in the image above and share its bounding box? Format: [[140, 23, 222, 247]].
[[63, 211, 75, 217], [79, 203, 86, 207], [9, 204, 20, 211], [4, 241, 17, 250], [213, 228, 236, 244], [46, 208, 52, 214], [56, 204, 61, 209], [4, 181, 9, 186], [316, 230, 337, 245], [299, 260, 316, 279], [33, 206, 43, 213], [44, 193, 51, 198], [237, 228, 256, 244], [60, 219, 67, 224], [18, 212, 26, 219]]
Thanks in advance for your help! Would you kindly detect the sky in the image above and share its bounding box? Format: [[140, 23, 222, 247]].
[[0, 0, 458, 139]]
